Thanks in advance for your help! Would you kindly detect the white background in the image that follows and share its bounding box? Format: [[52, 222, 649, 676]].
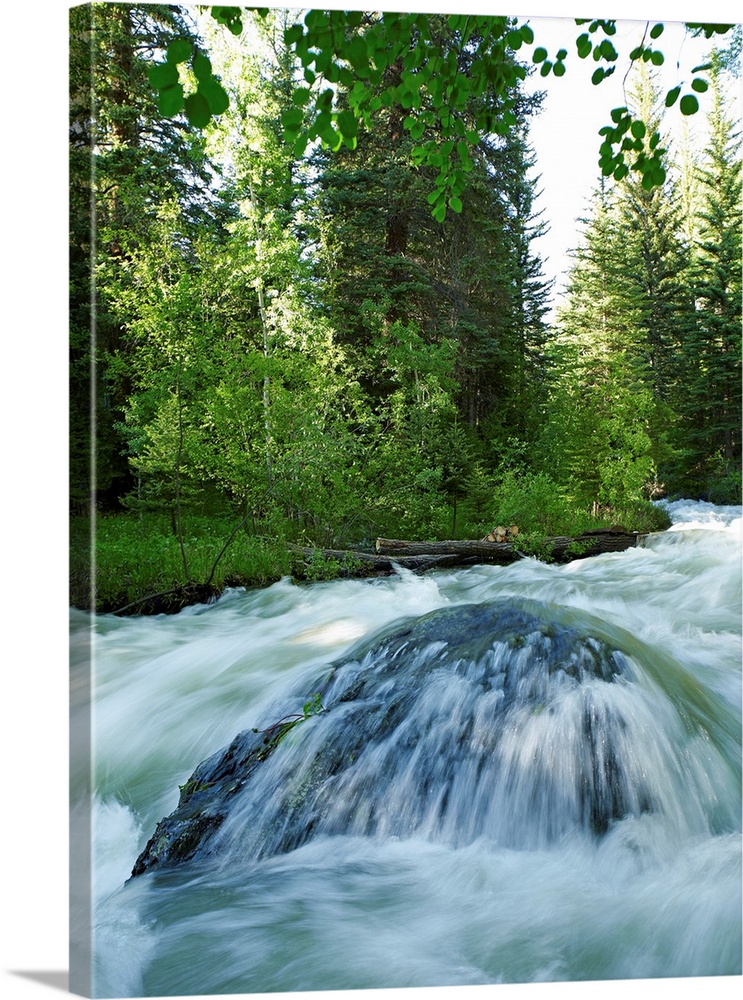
[[1, 2, 739, 1000]]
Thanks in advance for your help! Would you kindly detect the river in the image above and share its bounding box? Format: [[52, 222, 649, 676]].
[[70, 499, 742, 997]]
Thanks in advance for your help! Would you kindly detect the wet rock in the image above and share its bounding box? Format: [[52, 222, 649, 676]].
[[131, 598, 644, 878]]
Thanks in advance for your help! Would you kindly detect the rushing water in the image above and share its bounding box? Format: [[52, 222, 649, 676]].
[[71, 500, 742, 997]]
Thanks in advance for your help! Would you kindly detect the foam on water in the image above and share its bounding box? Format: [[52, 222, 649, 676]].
[[75, 500, 742, 996]]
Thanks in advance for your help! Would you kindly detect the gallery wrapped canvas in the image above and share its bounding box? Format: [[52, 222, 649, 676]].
[[68, 3, 741, 998]]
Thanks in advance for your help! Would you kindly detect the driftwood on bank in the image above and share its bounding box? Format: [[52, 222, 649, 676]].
[[289, 529, 643, 581], [112, 531, 649, 615], [375, 528, 642, 565], [288, 544, 466, 577]]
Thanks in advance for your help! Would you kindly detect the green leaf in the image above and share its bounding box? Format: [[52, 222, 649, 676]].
[[346, 36, 369, 71], [649, 23, 664, 39], [304, 10, 329, 31], [576, 34, 592, 57], [592, 67, 606, 85], [292, 87, 311, 107], [211, 7, 243, 35], [321, 126, 343, 152], [281, 106, 304, 128], [691, 78, 709, 93], [449, 196, 463, 213], [192, 53, 213, 83], [199, 78, 229, 116], [553, 61, 566, 77], [373, 48, 389, 72], [184, 92, 211, 129], [665, 85, 681, 108], [540, 61, 552, 77], [157, 83, 184, 117], [284, 24, 304, 46], [520, 24, 534, 44], [432, 202, 447, 223], [166, 39, 192, 64], [679, 94, 699, 115], [149, 61, 179, 90], [599, 39, 618, 60], [337, 110, 358, 139], [630, 120, 646, 139], [650, 51, 664, 66], [532, 47, 548, 63], [410, 119, 426, 140]]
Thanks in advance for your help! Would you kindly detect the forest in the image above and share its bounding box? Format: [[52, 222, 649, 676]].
[[69, 5, 742, 613]]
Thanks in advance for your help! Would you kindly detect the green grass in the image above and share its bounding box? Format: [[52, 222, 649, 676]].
[[70, 513, 293, 613], [70, 491, 673, 615]]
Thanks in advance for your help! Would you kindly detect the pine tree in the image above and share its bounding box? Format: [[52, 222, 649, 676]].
[[676, 52, 742, 499], [540, 184, 658, 511], [617, 65, 695, 412]]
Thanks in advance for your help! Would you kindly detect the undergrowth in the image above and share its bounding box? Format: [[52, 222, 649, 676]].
[[70, 473, 672, 615]]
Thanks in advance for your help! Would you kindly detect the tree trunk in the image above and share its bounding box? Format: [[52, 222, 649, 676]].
[[375, 530, 643, 564]]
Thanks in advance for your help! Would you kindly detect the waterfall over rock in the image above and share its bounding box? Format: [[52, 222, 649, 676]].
[[131, 597, 728, 878]]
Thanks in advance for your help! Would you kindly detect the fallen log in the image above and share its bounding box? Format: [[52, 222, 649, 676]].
[[375, 530, 641, 564], [287, 545, 465, 578]]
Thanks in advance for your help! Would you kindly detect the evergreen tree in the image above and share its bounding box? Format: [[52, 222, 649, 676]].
[[677, 52, 742, 499], [313, 17, 549, 435], [540, 184, 658, 511], [617, 65, 695, 412]]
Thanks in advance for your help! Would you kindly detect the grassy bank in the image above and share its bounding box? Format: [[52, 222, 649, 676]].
[[70, 496, 672, 615], [70, 514, 296, 614]]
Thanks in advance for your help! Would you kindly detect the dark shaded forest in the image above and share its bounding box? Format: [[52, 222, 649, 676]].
[[69, 6, 741, 611]]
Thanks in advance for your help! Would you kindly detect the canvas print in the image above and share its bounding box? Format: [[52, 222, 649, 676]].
[[69, 3, 742, 997]]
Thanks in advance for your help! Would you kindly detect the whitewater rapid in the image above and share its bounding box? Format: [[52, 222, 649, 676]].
[[70, 500, 742, 997]]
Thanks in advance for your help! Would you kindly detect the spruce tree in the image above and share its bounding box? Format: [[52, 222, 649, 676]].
[[677, 52, 742, 499], [540, 184, 657, 511]]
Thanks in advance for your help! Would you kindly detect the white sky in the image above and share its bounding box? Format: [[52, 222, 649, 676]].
[[521, 16, 740, 310]]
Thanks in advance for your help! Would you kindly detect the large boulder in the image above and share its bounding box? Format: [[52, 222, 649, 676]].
[[131, 598, 655, 878]]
